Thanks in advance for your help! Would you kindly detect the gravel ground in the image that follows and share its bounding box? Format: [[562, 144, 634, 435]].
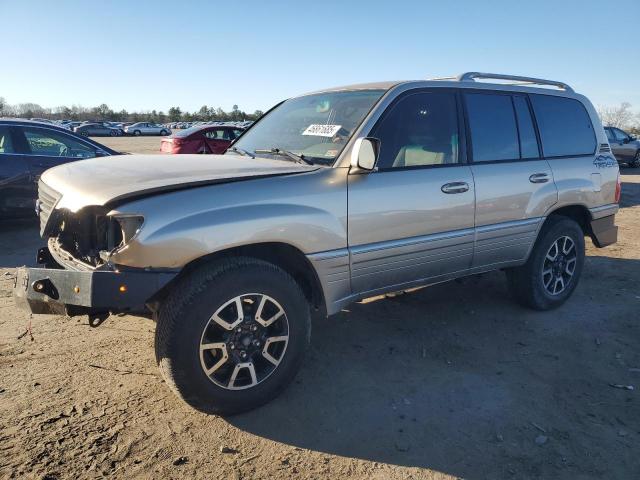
[[0, 147, 638, 479]]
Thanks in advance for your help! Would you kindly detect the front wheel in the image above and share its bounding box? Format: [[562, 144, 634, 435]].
[[155, 257, 311, 415], [631, 151, 640, 168], [506, 216, 585, 310], [133, 130, 141, 136]]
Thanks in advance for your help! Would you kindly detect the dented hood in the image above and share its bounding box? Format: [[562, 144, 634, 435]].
[[42, 153, 318, 212]]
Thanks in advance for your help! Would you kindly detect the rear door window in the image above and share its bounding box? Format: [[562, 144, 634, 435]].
[[205, 129, 227, 140], [0, 126, 15, 153], [604, 128, 615, 142], [529, 94, 596, 157], [465, 93, 519, 162]]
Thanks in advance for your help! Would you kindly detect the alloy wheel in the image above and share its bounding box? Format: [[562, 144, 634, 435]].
[[541, 236, 577, 295], [199, 293, 289, 390]]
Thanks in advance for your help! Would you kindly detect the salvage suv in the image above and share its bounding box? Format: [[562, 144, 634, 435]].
[[14, 73, 620, 415]]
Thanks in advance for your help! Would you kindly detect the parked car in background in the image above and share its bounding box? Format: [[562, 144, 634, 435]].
[[74, 123, 122, 137], [0, 119, 117, 218], [160, 125, 245, 154], [29, 118, 55, 124], [124, 122, 170, 136], [604, 126, 640, 167]]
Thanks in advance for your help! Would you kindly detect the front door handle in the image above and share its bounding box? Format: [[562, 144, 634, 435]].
[[529, 173, 550, 184], [441, 181, 469, 194]]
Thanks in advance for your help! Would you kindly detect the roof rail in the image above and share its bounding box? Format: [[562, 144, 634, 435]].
[[454, 72, 574, 92]]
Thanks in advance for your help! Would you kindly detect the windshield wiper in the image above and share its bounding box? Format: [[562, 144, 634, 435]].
[[254, 148, 313, 165], [228, 146, 255, 158]]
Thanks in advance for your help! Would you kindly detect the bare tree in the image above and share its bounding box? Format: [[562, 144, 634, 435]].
[[598, 102, 635, 129]]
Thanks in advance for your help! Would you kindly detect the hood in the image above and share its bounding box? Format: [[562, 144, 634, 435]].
[[42, 153, 318, 212]]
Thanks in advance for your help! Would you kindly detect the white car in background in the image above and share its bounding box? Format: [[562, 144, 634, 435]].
[[124, 122, 170, 136]]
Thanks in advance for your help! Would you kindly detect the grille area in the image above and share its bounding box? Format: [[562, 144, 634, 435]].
[[37, 180, 62, 235]]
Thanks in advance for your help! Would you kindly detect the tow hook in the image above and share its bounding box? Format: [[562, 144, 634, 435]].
[[32, 278, 59, 300]]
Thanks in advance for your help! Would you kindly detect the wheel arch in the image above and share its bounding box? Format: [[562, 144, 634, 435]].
[[148, 242, 326, 316], [544, 204, 594, 240]]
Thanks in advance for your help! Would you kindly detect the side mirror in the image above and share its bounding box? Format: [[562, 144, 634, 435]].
[[623, 137, 631, 144], [350, 137, 378, 172]]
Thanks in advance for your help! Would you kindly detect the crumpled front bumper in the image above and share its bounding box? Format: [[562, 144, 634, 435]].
[[13, 262, 176, 317]]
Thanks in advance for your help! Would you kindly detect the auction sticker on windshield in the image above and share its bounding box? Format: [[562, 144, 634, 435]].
[[302, 124, 342, 137]]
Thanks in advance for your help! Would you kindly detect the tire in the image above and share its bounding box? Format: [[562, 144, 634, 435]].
[[506, 216, 585, 310], [160, 129, 169, 136], [80, 131, 88, 137], [155, 257, 311, 415], [110, 130, 118, 137], [631, 150, 640, 168], [133, 130, 141, 136]]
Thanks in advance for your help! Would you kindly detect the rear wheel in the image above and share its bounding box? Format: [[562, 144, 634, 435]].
[[506, 216, 585, 310], [155, 257, 311, 415]]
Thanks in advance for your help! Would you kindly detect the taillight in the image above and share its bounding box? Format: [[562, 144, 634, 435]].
[[615, 171, 621, 204]]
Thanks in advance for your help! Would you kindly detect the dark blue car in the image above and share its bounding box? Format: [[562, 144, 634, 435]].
[[0, 119, 118, 218]]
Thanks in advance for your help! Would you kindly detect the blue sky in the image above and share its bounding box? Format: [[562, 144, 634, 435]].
[[1, 0, 638, 113]]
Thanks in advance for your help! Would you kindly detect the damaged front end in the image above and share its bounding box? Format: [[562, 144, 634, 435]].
[[46, 206, 143, 271], [15, 181, 175, 318]]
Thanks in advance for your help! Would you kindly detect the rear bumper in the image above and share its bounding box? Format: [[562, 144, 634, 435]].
[[13, 264, 175, 316], [590, 214, 618, 248]]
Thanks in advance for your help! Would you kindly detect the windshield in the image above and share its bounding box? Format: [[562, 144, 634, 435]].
[[231, 89, 385, 165]]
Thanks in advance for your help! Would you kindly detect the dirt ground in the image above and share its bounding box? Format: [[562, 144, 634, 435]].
[[0, 139, 639, 479], [95, 134, 168, 155]]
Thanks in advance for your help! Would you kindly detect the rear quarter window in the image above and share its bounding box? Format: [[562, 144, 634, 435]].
[[530, 95, 596, 157]]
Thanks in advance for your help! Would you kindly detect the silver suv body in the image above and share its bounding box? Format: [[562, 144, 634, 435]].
[[14, 73, 620, 414]]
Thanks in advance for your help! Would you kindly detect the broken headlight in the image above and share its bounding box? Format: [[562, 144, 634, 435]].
[[111, 214, 144, 248]]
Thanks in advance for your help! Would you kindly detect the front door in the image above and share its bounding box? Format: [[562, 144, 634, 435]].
[[463, 92, 557, 268], [16, 126, 100, 179], [348, 90, 475, 295]]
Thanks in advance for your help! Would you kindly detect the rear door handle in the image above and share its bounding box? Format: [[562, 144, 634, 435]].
[[441, 181, 469, 194], [529, 173, 550, 184]]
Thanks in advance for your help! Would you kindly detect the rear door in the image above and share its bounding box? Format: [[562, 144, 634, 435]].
[[463, 91, 557, 268], [529, 93, 613, 214], [204, 128, 231, 153], [348, 89, 476, 295], [0, 125, 34, 216]]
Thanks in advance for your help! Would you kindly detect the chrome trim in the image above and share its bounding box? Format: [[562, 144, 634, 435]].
[[349, 228, 474, 256], [475, 217, 541, 234]]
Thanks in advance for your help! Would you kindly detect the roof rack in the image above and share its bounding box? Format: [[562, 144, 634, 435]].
[[431, 72, 574, 93]]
